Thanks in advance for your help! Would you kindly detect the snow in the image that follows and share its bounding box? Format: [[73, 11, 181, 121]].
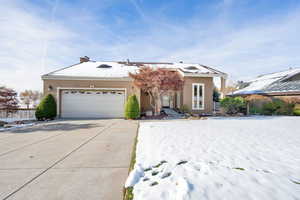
[[234, 68, 300, 95], [233, 78, 279, 94], [47, 61, 139, 78], [125, 164, 145, 187], [0, 118, 35, 123], [0, 123, 35, 131], [126, 117, 300, 200], [45, 61, 222, 78]]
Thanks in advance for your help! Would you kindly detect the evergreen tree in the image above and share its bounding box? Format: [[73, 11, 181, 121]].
[[125, 95, 140, 119]]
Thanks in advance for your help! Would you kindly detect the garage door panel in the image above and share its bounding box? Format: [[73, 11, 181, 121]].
[[61, 90, 125, 118]]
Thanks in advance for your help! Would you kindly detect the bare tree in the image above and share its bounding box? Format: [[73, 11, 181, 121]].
[[129, 67, 184, 115], [20, 90, 43, 108]]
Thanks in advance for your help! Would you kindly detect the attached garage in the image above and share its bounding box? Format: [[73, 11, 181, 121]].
[[60, 89, 126, 118]]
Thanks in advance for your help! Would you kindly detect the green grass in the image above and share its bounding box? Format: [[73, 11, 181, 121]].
[[150, 181, 159, 186], [151, 171, 159, 176], [144, 167, 152, 171], [123, 123, 139, 200], [291, 180, 300, 185], [161, 172, 172, 179], [177, 160, 188, 165], [233, 167, 245, 171]]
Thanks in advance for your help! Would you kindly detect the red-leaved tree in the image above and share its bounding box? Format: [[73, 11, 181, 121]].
[[129, 67, 184, 115], [0, 86, 19, 117]]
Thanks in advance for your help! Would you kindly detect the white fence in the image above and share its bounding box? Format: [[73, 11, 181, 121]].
[[0, 109, 36, 122]]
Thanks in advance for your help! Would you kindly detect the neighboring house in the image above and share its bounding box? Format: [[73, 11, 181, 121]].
[[232, 68, 300, 100], [42, 57, 227, 118]]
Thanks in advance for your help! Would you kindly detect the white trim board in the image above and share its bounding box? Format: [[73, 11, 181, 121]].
[[42, 75, 132, 81]]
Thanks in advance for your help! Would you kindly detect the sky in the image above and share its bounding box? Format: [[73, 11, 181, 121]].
[[1, 0, 300, 92]]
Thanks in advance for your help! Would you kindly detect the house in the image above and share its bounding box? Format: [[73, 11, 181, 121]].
[[42, 57, 227, 118], [232, 68, 300, 101]]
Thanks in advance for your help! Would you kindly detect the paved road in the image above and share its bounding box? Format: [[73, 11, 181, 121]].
[[0, 119, 138, 200]]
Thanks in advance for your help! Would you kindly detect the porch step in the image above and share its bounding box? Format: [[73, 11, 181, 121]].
[[162, 108, 184, 118]]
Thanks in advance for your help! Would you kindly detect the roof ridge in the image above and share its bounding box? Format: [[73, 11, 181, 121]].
[[257, 67, 300, 78]]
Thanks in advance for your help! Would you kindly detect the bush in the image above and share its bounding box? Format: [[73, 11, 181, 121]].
[[180, 104, 190, 113], [262, 101, 279, 115], [35, 94, 57, 120], [125, 95, 140, 119], [245, 95, 272, 115], [293, 109, 300, 116], [220, 97, 246, 115], [262, 99, 294, 115]]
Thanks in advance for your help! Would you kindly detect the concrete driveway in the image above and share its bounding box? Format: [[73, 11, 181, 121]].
[[0, 119, 138, 200]]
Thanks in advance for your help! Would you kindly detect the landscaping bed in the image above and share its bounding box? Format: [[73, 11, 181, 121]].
[[125, 116, 300, 199]]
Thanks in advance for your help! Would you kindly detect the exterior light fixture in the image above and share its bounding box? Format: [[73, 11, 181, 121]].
[[48, 85, 53, 91]]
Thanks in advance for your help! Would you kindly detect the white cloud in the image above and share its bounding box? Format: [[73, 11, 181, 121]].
[[0, 0, 79, 92]]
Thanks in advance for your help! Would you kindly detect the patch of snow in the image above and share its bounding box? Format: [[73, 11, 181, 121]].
[[0, 123, 35, 131], [234, 78, 280, 94], [46, 61, 222, 78], [0, 118, 35, 123], [48, 62, 139, 78], [234, 68, 300, 95], [125, 164, 145, 188], [127, 116, 300, 200]]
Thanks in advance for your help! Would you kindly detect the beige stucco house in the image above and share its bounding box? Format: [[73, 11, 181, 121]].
[[42, 57, 227, 118]]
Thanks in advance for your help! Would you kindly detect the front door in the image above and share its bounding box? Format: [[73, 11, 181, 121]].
[[162, 95, 170, 108]]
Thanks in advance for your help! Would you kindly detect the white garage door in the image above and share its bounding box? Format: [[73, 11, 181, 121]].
[[61, 90, 125, 118]]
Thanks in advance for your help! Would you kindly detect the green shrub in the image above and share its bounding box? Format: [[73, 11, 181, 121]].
[[277, 102, 295, 115], [125, 95, 140, 119], [262, 99, 294, 115], [249, 106, 263, 115], [262, 101, 279, 115], [35, 94, 57, 120], [294, 109, 300, 116], [180, 104, 190, 113], [220, 97, 246, 115]]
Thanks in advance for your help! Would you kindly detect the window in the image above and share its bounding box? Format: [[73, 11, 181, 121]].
[[192, 83, 204, 110]]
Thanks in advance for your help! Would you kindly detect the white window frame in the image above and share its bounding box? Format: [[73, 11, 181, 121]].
[[192, 83, 205, 110]]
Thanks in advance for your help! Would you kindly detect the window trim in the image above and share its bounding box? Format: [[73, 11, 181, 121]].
[[192, 83, 205, 110]]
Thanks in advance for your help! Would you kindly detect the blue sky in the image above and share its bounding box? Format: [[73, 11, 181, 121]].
[[1, 0, 300, 91]]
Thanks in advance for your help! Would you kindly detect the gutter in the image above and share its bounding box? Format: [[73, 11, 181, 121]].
[[41, 75, 132, 81]]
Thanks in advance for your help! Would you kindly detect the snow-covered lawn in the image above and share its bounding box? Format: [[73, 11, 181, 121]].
[[126, 116, 300, 200]]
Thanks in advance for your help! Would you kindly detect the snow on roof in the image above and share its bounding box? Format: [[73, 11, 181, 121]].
[[234, 68, 300, 95], [44, 61, 139, 78], [43, 61, 226, 79]]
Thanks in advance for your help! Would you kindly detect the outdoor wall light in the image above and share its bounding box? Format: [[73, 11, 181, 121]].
[[48, 85, 53, 91]]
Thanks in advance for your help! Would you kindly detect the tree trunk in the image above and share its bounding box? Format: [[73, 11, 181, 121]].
[[148, 92, 156, 116], [155, 93, 162, 116]]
